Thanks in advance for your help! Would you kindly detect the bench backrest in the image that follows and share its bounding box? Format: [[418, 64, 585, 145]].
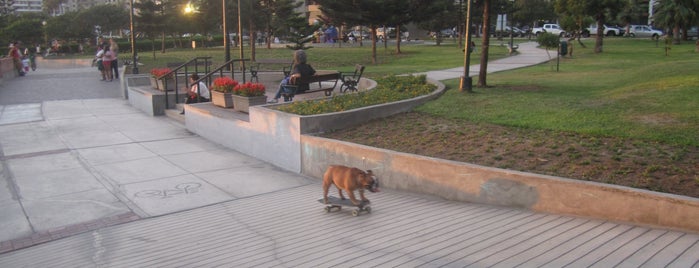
[[350, 64, 365, 80]]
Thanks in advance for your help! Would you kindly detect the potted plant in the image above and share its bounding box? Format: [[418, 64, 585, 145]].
[[210, 77, 239, 108], [232, 82, 267, 113], [149, 68, 174, 91]]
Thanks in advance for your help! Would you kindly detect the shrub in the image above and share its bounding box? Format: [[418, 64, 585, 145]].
[[277, 75, 435, 115]]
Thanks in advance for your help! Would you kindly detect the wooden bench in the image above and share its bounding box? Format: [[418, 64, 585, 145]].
[[281, 70, 340, 101], [250, 59, 292, 82]]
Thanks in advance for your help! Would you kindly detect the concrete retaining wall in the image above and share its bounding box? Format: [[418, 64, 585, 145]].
[[0, 57, 17, 82], [299, 136, 699, 233]]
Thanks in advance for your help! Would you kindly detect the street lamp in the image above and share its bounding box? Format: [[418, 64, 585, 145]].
[[460, 0, 473, 92], [509, 0, 515, 55], [223, 0, 230, 66], [42, 21, 47, 49], [129, 0, 139, 74]]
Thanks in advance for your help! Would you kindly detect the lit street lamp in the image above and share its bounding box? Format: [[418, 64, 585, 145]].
[[42, 20, 47, 48]]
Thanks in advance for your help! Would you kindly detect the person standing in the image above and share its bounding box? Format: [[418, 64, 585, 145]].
[[94, 44, 105, 80], [109, 38, 119, 79], [7, 42, 24, 76], [101, 45, 114, 82]]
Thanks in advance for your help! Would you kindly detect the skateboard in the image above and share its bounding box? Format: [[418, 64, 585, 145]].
[[318, 196, 371, 216]]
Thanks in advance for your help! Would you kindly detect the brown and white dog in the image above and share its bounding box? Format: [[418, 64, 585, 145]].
[[322, 165, 380, 206]]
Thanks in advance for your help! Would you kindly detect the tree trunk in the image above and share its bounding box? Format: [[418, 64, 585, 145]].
[[371, 26, 377, 64], [595, 21, 603, 53], [673, 25, 681, 45], [395, 24, 402, 54], [478, 0, 491, 87], [161, 32, 166, 53]]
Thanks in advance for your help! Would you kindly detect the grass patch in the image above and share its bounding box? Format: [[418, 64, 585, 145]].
[[418, 38, 698, 146]]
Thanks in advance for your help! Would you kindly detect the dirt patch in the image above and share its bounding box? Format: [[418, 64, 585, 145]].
[[320, 112, 699, 198]]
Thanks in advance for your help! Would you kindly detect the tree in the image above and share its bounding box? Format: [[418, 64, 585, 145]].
[[284, 14, 319, 50], [0, 0, 15, 16], [513, 0, 555, 34], [82, 4, 129, 37], [316, 0, 385, 64], [416, 0, 460, 46], [477, 0, 491, 87], [135, 0, 165, 59], [2, 14, 44, 45], [536, 32, 560, 59], [258, 0, 303, 49], [653, 0, 697, 44]]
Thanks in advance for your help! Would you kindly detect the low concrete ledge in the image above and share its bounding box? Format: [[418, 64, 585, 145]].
[[299, 135, 699, 233], [271, 78, 443, 135], [127, 85, 185, 116]]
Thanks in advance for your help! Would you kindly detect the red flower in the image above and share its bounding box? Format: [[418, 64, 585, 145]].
[[150, 68, 173, 78], [212, 77, 239, 93], [233, 82, 266, 97]]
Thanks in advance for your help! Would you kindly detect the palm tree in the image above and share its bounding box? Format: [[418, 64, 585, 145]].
[[652, 0, 697, 44]]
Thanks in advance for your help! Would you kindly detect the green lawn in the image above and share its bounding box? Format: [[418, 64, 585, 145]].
[[418, 38, 698, 146], [135, 37, 697, 146], [136, 38, 509, 76]]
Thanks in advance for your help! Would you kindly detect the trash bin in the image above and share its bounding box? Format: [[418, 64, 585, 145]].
[[559, 41, 568, 56]]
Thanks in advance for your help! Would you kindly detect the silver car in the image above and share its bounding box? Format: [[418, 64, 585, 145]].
[[628, 25, 663, 39]]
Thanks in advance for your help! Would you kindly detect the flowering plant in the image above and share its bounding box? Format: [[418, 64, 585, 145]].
[[233, 82, 266, 97], [150, 68, 173, 79], [211, 77, 239, 93]]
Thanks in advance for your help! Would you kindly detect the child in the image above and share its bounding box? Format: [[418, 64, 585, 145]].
[[21, 55, 30, 73]]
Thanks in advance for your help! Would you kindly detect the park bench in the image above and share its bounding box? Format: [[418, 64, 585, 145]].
[[249, 58, 293, 82], [281, 70, 340, 101], [339, 64, 365, 93]]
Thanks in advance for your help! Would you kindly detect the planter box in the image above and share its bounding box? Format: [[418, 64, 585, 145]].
[[232, 95, 267, 113], [150, 77, 176, 91], [211, 91, 234, 108], [149, 77, 159, 89]]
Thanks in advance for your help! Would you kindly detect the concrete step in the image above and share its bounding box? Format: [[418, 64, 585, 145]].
[[164, 104, 185, 125]]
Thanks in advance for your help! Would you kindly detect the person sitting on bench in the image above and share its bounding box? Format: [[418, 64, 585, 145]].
[[268, 50, 316, 103]]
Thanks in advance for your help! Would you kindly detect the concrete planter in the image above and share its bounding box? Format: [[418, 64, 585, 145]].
[[232, 95, 267, 113], [211, 91, 234, 108]]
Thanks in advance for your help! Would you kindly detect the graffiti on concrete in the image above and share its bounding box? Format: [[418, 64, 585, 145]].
[[134, 182, 202, 199]]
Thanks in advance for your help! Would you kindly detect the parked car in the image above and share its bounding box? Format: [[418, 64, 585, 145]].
[[431, 28, 457, 38], [679, 26, 699, 40], [627, 25, 663, 39], [583, 24, 624, 37], [532, 24, 565, 37]]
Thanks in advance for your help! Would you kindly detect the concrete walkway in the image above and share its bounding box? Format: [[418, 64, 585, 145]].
[[1, 43, 698, 267]]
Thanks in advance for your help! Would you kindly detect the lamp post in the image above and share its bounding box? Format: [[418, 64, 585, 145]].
[[237, 0, 243, 60], [223, 0, 230, 66], [509, 0, 515, 54], [129, 0, 138, 74], [460, 0, 473, 93], [42, 21, 47, 49]]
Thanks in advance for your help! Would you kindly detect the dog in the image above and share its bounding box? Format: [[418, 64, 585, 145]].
[[322, 165, 380, 206]]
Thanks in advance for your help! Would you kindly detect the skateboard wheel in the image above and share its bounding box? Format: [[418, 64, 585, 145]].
[[324, 207, 331, 213], [365, 206, 371, 213], [352, 209, 359, 216]]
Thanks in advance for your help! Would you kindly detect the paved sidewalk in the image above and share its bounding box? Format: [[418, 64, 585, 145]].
[[1, 43, 698, 266]]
